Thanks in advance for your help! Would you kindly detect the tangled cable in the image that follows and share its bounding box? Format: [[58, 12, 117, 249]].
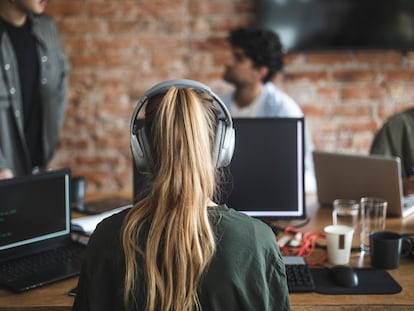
[[278, 226, 327, 265]]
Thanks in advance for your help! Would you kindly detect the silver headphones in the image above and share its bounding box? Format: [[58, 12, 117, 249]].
[[130, 79, 235, 172]]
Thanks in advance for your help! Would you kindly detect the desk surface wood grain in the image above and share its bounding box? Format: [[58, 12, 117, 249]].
[[1, 194, 413, 311], [275, 195, 414, 311]]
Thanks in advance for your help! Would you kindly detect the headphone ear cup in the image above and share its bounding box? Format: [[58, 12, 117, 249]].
[[214, 120, 235, 168], [132, 128, 152, 172], [130, 132, 143, 169]]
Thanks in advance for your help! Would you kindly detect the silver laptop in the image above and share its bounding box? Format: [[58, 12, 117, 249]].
[[313, 151, 414, 218], [0, 169, 85, 292]]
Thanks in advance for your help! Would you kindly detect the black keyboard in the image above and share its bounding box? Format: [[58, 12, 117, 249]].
[[0, 243, 85, 281], [283, 256, 315, 293]]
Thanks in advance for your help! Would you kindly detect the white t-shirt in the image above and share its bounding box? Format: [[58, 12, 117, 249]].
[[230, 96, 261, 117]]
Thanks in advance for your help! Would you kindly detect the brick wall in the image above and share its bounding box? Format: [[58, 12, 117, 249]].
[[45, 0, 414, 195]]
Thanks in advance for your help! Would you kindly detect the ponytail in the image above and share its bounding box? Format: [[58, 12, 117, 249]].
[[122, 87, 218, 311]]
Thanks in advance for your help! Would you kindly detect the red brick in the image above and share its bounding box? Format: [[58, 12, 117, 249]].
[[383, 70, 414, 82], [45, 0, 85, 16], [332, 70, 377, 83], [306, 52, 354, 65], [340, 86, 387, 100], [354, 51, 402, 65], [284, 71, 329, 83]]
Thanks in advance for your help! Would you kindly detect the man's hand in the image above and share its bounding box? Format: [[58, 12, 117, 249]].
[[0, 168, 13, 180]]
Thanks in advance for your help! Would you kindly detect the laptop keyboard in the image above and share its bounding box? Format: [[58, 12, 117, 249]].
[[0, 243, 85, 282]]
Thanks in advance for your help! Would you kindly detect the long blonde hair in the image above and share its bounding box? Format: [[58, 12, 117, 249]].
[[122, 87, 218, 310]]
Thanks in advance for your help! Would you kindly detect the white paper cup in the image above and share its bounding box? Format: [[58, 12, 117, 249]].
[[324, 224, 355, 265]]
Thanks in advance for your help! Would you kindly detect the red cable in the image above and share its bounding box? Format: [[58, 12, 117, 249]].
[[279, 227, 327, 265]]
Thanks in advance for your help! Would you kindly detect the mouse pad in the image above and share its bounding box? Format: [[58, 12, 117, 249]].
[[310, 268, 402, 294]]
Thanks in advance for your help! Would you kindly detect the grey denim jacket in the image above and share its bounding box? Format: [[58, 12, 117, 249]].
[[0, 13, 69, 176]]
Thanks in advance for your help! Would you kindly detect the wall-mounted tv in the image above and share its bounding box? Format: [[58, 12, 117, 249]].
[[257, 0, 414, 52]]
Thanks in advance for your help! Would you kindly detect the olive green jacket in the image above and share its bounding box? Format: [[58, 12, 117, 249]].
[[73, 205, 291, 311], [370, 108, 414, 178]]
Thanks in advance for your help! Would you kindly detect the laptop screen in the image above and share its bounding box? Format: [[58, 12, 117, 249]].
[[133, 118, 305, 219], [0, 169, 70, 251]]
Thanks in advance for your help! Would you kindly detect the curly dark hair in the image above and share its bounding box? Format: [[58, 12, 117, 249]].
[[229, 27, 284, 83]]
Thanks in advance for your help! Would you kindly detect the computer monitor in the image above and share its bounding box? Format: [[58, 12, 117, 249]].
[[133, 117, 305, 220], [222, 118, 305, 219]]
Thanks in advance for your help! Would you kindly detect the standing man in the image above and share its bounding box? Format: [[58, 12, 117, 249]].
[[0, 0, 69, 180], [221, 26, 316, 193]]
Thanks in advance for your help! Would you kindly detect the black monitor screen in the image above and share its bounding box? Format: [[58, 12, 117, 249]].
[[257, 0, 414, 52], [222, 118, 305, 219], [133, 118, 305, 220]]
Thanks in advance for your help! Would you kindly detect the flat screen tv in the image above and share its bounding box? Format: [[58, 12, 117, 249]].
[[133, 117, 306, 220], [257, 0, 414, 52]]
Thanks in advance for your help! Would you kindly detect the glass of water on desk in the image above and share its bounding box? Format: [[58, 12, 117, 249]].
[[360, 197, 387, 253], [332, 199, 360, 249]]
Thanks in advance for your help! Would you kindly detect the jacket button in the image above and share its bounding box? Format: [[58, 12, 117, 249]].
[[15, 110, 20, 118], [4, 64, 10, 70], [41, 56, 48, 63], [10, 87, 15, 94], [41, 78, 47, 85]]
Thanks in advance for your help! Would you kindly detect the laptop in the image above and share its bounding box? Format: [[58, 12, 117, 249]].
[[0, 169, 85, 292], [313, 151, 414, 218]]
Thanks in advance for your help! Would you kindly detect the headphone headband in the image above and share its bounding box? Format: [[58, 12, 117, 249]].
[[130, 79, 233, 135]]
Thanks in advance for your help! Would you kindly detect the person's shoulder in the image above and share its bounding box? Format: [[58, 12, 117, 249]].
[[30, 13, 59, 34], [383, 107, 414, 128], [265, 83, 295, 103], [88, 208, 130, 245], [219, 90, 234, 109], [398, 107, 414, 120], [31, 13, 55, 25], [262, 82, 303, 116], [211, 205, 275, 244], [96, 208, 129, 231]]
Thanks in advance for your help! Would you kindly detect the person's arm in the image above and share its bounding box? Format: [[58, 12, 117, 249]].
[[266, 246, 291, 311]]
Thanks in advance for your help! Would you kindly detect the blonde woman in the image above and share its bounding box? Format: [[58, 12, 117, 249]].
[[73, 80, 290, 311]]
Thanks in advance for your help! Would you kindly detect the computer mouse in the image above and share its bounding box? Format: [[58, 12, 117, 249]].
[[329, 265, 359, 288]]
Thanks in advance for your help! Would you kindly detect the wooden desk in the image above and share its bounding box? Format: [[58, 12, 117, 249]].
[[1, 195, 413, 310], [274, 195, 414, 311]]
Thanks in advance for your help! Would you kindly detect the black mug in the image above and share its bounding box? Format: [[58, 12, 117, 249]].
[[71, 176, 87, 211], [370, 231, 413, 269]]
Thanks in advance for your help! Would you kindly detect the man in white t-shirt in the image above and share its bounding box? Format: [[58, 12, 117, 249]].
[[221, 27, 316, 193]]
